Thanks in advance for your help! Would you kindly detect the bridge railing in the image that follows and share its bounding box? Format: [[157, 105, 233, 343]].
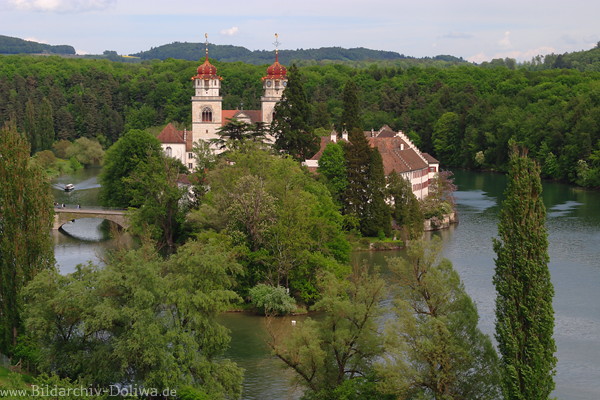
[[53, 204, 127, 212]]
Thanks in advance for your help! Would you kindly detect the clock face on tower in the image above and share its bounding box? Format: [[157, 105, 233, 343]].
[[283, 81, 287, 87], [266, 80, 272, 87]]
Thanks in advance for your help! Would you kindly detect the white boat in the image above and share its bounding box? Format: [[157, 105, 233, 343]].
[[64, 184, 75, 192]]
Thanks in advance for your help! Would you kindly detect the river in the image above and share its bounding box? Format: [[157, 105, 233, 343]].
[[53, 168, 600, 400]]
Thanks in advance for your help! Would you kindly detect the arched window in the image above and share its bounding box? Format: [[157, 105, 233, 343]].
[[165, 146, 172, 157], [201, 107, 212, 122]]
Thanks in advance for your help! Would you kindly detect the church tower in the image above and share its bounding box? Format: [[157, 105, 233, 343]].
[[191, 34, 223, 143], [261, 33, 288, 125]]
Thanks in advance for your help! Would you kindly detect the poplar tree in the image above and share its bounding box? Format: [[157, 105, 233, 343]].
[[271, 64, 318, 160], [0, 123, 54, 354], [493, 151, 556, 400]]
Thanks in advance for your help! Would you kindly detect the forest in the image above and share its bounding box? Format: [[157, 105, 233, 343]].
[[0, 52, 599, 186], [0, 35, 75, 55]]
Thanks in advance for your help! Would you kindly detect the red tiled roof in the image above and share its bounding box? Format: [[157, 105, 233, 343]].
[[308, 136, 335, 160], [369, 137, 429, 174], [308, 126, 434, 175], [158, 123, 185, 144], [422, 153, 439, 164], [221, 110, 263, 125]]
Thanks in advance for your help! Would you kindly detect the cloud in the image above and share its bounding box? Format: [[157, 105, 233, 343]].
[[24, 36, 48, 44], [441, 32, 473, 40], [468, 46, 556, 63], [7, 0, 115, 13], [220, 26, 239, 36], [498, 31, 512, 49]]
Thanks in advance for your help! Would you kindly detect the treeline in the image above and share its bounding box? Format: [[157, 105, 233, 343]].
[[131, 42, 418, 64], [1, 54, 599, 186], [0, 35, 75, 55]]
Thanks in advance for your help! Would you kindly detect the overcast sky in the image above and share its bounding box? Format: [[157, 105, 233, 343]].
[[1, 0, 598, 62]]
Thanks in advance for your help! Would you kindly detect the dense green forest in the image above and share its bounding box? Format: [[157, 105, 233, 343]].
[[1, 53, 599, 186], [131, 41, 442, 64], [0, 35, 75, 55]]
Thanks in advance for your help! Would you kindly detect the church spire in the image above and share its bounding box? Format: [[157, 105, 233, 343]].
[[204, 33, 209, 61], [273, 33, 280, 63]]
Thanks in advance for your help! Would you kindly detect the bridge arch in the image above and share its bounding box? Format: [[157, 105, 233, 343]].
[[53, 208, 129, 230]]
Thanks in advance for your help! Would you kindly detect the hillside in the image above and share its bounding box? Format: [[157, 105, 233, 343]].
[[130, 41, 428, 64], [0, 35, 75, 55]]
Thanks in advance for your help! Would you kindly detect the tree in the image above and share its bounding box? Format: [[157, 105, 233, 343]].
[[99, 129, 162, 208], [343, 128, 372, 230], [387, 171, 423, 240], [0, 123, 54, 354], [361, 148, 390, 237], [211, 118, 267, 151], [340, 80, 361, 132], [268, 268, 387, 399], [189, 148, 349, 302], [23, 236, 244, 398], [37, 97, 55, 152], [432, 112, 461, 166], [317, 142, 348, 206], [66, 137, 104, 166], [493, 151, 556, 400], [379, 238, 501, 400], [126, 152, 188, 251], [271, 64, 319, 160]]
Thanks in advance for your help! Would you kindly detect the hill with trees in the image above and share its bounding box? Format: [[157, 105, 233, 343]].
[[0, 35, 75, 55], [0, 53, 599, 187], [130, 41, 446, 64]]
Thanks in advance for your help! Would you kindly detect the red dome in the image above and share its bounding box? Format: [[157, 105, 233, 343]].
[[262, 53, 287, 80], [191, 57, 221, 80]]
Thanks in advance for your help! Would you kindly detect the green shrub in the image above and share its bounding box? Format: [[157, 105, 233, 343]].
[[249, 284, 296, 315]]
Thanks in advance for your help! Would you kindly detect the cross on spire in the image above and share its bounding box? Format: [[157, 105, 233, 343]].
[[273, 33, 280, 61], [204, 33, 209, 60]]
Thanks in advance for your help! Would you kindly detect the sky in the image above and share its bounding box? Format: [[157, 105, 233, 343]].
[[1, 0, 598, 63]]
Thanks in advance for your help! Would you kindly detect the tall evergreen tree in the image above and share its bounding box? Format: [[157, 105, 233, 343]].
[[340, 80, 361, 133], [493, 151, 556, 400], [271, 64, 318, 160], [362, 148, 390, 237], [0, 123, 54, 354], [343, 128, 372, 230], [37, 97, 55, 151], [23, 99, 39, 154]]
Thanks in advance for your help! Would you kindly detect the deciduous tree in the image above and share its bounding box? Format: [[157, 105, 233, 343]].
[[0, 123, 54, 354], [99, 129, 162, 208], [379, 238, 501, 400], [268, 268, 386, 399]]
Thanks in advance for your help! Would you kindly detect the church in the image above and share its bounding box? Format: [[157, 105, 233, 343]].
[[158, 36, 287, 171], [157, 36, 439, 200]]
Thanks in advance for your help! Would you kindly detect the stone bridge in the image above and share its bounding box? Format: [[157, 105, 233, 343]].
[[53, 206, 129, 230]]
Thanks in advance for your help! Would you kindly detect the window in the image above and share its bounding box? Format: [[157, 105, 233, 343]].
[[188, 163, 193, 170], [165, 146, 172, 157], [201, 107, 212, 122], [188, 153, 193, 159]]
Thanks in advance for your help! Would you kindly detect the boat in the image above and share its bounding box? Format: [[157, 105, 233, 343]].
[[64, 184, 75, 192]]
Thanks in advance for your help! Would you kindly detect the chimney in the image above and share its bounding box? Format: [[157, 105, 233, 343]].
[[330, 130, 337, 143], [342, 129, 348, 141], [371, 128, 375, 137], [183, 128, 187, 141]]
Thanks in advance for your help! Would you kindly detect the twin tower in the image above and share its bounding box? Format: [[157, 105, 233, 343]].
[[191, 35, 288, 144]]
